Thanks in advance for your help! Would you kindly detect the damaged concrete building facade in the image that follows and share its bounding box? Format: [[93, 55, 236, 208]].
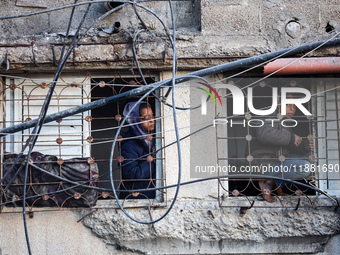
[[0, 1, 340, 254]]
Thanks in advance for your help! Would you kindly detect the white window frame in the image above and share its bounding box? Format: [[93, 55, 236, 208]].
[[3, 74, 91, 158], [314, 78, 340, 196]]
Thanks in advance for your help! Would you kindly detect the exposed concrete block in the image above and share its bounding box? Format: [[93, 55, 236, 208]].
[[0, 0, 339, 68], [6, 47, 34, 63], [34, 45, 53, 63], [74, 44, 114, 62], [201, 5, 261, 36], [48, 45, 74, 64]]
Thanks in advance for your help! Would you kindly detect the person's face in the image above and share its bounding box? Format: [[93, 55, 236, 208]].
[[140, 107, 155, 132], [285, 103, 296, 119]]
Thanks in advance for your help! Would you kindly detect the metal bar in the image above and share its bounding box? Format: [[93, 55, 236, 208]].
[[155, 88, 163, 202], [324, 81, 329, 189], [334, 80, 340, 178], [31, 42, 38, 67], [2, 38, 340, 136], [76, 209, 97, 223]]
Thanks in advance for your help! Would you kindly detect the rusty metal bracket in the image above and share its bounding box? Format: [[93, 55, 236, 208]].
[[335, 198, 340, 212], [31, 42, 38, 66], [51, 46, 57, 66], [28, 211, 34, 218], [294, 198, 301, 211], [207, 209, 215, 219], [73, 49, 76, 66], [77, 209, 97, 223], [147, 205, 157, 232], [239, 200, 255, 216]]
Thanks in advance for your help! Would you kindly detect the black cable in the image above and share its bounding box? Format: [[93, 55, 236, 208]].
[[108, 73, 174, 223], [108, 0, 181, 224], [108, 0, 180, 224], [2, 0, 131, 192], [0, 1, 339, 229], [3, 36, 340, 137], [130, 25, 210, 110], [0, 164, 24, 200], [0, 1, 128, 20], [105, 2, 178, 224], [130, 3, 176, 107], [0, 123, 213, 201], [133, 0, 148, 30], [0, 123, 337, 210], [132, 3, 185, 110], [167, 0, 182, 218], [131, 27, 186, 109], [59, 0, 79, 62], [21, 2, 92, 254], [1, 173, 338, 208], [132, 29, 148, 85], [0, 0, 98, 186]]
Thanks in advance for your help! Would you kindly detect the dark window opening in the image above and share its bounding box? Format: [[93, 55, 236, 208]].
[[224, 78, 315, 197], [90, 77, 157, 199]]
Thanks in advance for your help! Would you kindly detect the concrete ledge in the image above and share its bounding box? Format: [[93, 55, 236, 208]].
[[81, 198, 340, 254]]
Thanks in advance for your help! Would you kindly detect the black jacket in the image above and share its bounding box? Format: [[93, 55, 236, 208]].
[[119, 128, 156, 199], [248, 119, 310, 165]]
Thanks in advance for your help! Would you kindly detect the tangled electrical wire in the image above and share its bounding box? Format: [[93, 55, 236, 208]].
[[0, 1, 340, 254]]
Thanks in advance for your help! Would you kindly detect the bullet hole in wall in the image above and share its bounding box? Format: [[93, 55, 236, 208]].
[[104, 1, 125, 11], [325, 22, 335, 34], [114, 22, 121, 29]]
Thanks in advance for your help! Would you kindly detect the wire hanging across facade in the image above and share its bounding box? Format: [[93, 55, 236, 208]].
[[0, 71, 166, 211]]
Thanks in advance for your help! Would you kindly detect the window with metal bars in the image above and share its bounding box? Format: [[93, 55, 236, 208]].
[[313, 77, 340, 196], [0, 72, 165, 209], [216, 76, 340, 207]]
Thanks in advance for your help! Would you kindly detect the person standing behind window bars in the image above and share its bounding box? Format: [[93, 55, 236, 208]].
[[119, 101, 156, 199], [248, 92, 314, 203]]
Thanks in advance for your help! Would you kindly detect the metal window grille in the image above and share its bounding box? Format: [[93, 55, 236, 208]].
[[0, 71, 165, 211], [314, 77, 340, 196], [216, 76, 340, 209]]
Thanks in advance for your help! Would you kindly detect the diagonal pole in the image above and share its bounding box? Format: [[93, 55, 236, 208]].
[[1, 37, 340, 137]]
